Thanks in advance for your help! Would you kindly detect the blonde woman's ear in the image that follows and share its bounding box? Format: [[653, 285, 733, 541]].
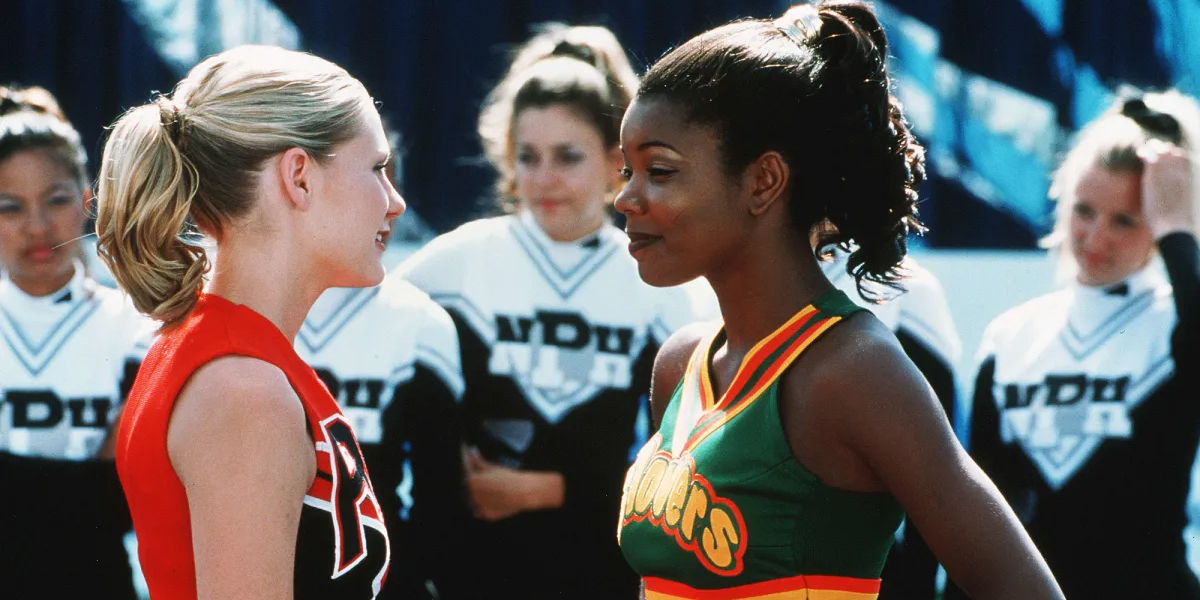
[[278, 147, 315, 209]]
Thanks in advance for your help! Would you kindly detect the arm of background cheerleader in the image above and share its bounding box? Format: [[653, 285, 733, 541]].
[[1158, 232, 1200, 594], [462, 451, 564, 519], [385, 370, 472, 600], [1159, 232, 1200, 369]]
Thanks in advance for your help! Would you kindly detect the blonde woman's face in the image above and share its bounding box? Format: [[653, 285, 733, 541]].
[[0, 149, 86, 296], [309, 109, 405, 288], [1069, 166, 1155, 287], [513, 104, 619, 242]]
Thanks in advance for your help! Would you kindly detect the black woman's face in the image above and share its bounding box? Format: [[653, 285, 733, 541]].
[[614, 96, 749, 287]]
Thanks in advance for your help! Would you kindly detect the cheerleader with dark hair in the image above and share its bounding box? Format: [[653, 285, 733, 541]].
[[613, 3, 1061, 598], [0, 84, 154, 598]]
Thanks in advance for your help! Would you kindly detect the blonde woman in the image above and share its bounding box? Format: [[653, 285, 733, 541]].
[[951, 91, 1200, 599], [95, 46, 404, 600]]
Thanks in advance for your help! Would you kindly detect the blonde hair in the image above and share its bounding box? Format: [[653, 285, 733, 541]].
[[1044, 90, 1200, 273], [95, 45, 372, 326], [477, 24, 639, 209]]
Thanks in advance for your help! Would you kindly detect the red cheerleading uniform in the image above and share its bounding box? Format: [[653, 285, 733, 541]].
[[116, 293, 391, 600]]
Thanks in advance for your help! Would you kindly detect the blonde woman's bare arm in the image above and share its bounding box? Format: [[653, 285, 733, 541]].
[[168, 357, 316, 600]]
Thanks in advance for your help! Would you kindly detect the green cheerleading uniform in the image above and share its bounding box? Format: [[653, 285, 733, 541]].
[[618, 290, 904, 600]]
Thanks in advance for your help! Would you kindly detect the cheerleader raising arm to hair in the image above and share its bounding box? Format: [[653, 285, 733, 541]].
[[950, 92, 1200, 600]]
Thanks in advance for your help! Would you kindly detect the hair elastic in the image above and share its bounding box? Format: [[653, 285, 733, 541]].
[[777, 4, 823, 46], [156, 97, 185, 144], [1120, 96, 1183, 141]]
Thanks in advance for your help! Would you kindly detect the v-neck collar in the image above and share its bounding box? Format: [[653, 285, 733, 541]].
[[670, 289, 857, 455], [0, 262, 100, 377], [508, 211, 619, 300]]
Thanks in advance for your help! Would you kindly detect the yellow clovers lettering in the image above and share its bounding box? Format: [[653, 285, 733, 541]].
[[619, 434, 747, 576]]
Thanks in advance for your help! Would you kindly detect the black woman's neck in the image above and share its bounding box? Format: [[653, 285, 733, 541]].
[[706, 233, 834, 357]]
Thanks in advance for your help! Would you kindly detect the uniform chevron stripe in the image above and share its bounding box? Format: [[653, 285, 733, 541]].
[[644, 574, 880, 600], [682, 305, 842, 453]]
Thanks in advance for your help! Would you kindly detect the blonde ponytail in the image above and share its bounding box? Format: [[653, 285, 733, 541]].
[[94, 45, 371, 327], [96, 100, 207, 325]]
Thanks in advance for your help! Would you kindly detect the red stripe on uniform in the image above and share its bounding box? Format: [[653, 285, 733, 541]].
[[684, 317, 836, 452], [708, 307, 817, 413], [644, 574, 880, 599], [308, 476, 332, 502], [805, 575, 881, 593]]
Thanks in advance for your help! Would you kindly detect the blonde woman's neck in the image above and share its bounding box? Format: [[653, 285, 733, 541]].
[[205, 229, 325, 344]]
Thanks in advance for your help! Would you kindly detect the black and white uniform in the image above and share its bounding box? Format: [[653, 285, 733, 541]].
[[395, 211, 718, 599], [947, 233, 1200, 599], [296, 276, 467, 600], [823, 253, 961, 600], [0, 264, 155, 598]]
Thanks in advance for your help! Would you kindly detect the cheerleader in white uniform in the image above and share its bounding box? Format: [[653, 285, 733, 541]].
[[948, 91, 1200, 600], [0, 85, 155, 597], [395, 25, 716, 599]]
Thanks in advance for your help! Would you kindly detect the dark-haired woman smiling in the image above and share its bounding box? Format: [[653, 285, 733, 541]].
[[614, 2, 1063, 599]]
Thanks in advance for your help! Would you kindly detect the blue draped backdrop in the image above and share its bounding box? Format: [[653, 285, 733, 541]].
[[3, 0, 1197, 248]]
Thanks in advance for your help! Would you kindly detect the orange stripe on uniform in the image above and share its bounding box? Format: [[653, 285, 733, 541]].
[[688, 310, 824, 437], [742, 316, 841, 401], [705, 307, 817, 413], [805, 591, 878, 600], [644, 574, 879, 600], [684, 316, 841, 453]]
